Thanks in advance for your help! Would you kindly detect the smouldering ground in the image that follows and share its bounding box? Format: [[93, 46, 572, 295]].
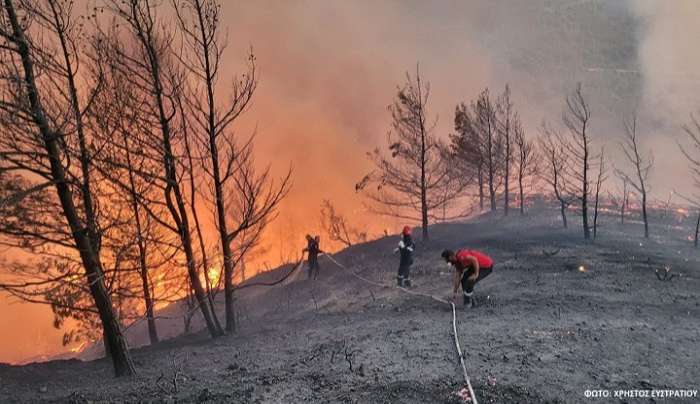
[[1, 208, 699, 403]]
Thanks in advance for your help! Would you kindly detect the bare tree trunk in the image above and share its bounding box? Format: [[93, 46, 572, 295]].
[[504, 155, 510, 216], [421, 125, 429, 240], [138, 251, 158, 345], [3, 0, 135, 377], [178, 96, 223, 335], [189, 179, 223, 333], [561, 203, 568, 228], [593, 193, 600, 239], [418, 71, 430, 240], [218, 176, 238, 331], [168, 177, 222, 337], [103, 329, 111, 359], [541, 131, 570, 230], [618, 115, 652, 238], [621, 181, 627, 224], [519, 174, 525, 215], [183, 287, 195, 334], [488, 125, 497, 213], [501, 85, 512, 216], [122, 134, 159, 345], [582, 141, 590, 239], [513, 118, 534, 216], [478, 165, 484, 210], [185, 0, 238, 331], [593, 150, 606, 240], [642, 192, 649, 238]]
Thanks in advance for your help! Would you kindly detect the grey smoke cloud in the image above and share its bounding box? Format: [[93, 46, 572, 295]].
[[212, 0, 700, 249]]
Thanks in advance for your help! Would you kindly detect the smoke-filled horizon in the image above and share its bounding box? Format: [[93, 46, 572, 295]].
[[1, 0, 698, 364]]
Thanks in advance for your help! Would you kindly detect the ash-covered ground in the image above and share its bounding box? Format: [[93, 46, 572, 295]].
[[1, 208, 699, 403]]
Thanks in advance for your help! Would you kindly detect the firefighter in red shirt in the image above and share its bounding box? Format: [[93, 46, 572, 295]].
[[441, 249, 494, 308]]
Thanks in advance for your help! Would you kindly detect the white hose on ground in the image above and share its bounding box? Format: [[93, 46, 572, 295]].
[[322, 253, 479, 404]]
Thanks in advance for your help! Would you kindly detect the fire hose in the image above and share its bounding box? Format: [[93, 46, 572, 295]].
[[322, 253, 478, 404]]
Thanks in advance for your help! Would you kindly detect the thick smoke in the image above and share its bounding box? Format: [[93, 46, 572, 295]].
[[632, 0, 700, 198], [220, 0, 648, 251]]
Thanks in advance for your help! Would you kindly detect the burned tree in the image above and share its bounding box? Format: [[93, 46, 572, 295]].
[[359, 67, 467, 239], [680, 113, 700, 248], [179, 92, 223, 335], [513, 115, 538, 215], [539, 123, 574, 228], [103, 0, 223, 337], [320, 199, 367, 248], [88, 35, 201, 345], [173, 0, 290, 332], [616, 115, 653, 238], [476, 89, 502, 212], [497, 85, 515, 215], [610, 177, 630, 225], [593, 148, 607, 240], [562, 83, 595, 240], [90, 65, 167, 346], [0, 0, 135, 376]]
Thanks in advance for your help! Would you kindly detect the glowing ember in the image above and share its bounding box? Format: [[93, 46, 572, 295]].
[[69, 342, 87, 353], [578, 266, 587, 272]]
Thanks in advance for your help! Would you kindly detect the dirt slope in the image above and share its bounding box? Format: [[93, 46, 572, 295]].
[[1, 209, 699, 403]]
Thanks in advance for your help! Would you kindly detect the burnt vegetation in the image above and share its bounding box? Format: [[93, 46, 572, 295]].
[[0, 0, 699, 394]]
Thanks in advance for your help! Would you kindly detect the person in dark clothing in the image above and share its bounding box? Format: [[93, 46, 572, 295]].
[[394, 226, 415, 287], [441, 249, 494, 308], [303, 235, 323, 280]]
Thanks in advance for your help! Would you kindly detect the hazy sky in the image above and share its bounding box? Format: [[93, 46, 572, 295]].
[[2, 0, 700, 364]]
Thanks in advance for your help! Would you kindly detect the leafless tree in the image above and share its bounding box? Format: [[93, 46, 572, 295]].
[[358, 66, 467, 239], [617, 177, 630, 224], [562, 83, 595, 240], [680, 113, 700, 248], [513, 116, 538, 215], [0, 0, 135, 376], [320, 199, 367, 248], [539, 123, 574, 228], [176, 87, 224, 333], [593, 148, 607, 240], [497, 85, 515, 215], [173, 0, 291, 332], [616, 115, 653, 238]]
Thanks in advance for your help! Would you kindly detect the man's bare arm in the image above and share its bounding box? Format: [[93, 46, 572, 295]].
[[453, 269, 462, 294], [468, 256, 480, 281]]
